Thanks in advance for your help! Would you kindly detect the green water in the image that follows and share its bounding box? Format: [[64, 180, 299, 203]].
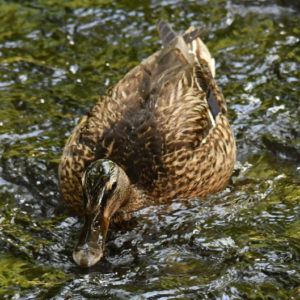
[[0, 0, 299, 298]]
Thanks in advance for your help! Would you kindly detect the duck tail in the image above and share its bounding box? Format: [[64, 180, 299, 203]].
[[157, 20, 205, 47], [157, 20, 178, 47], [157, 20, 193, 64], [183, 27, 205, 44]]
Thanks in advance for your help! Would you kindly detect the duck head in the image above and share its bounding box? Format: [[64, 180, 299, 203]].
[[73, 159, 130, 267]]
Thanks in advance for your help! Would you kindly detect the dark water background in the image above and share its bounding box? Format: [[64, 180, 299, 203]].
[[0, 0, 299, 298]]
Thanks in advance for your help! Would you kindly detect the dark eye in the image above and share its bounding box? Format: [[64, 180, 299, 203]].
[[111, 182, 117, 190]]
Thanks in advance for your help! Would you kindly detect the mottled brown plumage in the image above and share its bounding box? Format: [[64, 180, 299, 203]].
[[58, 21, 236, 266]]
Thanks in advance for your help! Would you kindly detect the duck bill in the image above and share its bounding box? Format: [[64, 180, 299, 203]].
[[73, 213, 110, 267]]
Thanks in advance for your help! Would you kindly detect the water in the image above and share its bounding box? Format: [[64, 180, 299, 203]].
[[0, 0, 299, 298]]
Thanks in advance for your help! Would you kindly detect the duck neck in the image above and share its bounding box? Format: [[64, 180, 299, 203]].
[[112, 185, 154, 224]]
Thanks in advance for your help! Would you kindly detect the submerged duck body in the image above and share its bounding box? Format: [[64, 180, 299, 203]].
[[58, 21, 236, 267]]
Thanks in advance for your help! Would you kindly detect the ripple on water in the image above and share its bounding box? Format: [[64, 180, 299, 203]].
[[0, 0, 299, 299]]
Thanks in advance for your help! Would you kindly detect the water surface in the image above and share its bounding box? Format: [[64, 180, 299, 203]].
[[0, 0, 299, 298]]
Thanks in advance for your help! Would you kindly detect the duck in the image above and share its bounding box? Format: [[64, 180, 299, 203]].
[[58, 20, 236, 267]]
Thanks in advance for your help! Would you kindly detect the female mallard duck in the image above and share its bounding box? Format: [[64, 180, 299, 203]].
[[59, 21, 236, 267]]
